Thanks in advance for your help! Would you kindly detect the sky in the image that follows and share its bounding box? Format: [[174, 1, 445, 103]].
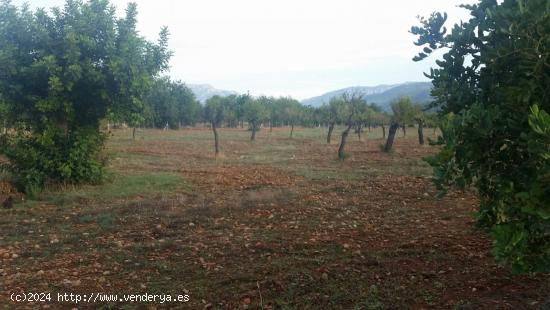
[[16, 0, 477, 99]]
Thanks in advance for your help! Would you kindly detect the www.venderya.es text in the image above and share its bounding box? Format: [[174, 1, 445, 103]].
[[10, 292, 190, 304]]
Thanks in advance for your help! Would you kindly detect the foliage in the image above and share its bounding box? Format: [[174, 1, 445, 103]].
[[412, 0, 550, 272], [2, 127, 106, 195], [339, 91, 369, 125], [390, 97, 416, 126], [147, 77, 200, 129], [221, 95, 240, 128], [281, 98, 303, 127], [243, 97, 269, 129], [203, 95, 227, 126], [0, 0, 170, 192], [337, 91, 368, 159], [320, 97, 346, 125]]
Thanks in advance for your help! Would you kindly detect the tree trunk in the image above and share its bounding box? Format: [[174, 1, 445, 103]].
[[251, 122, 257, 141], [418, 120, 424, 145], [382, 125, 386, 139], [327, 123, 335, 144], [270, 121, 273, 133], [357, 124, 362, 141], [290, 124, 294, 138], [384, 123, 399, 152], [402, 125, 406, 137], [132, 127, 136, 140], [212, 122, 220, 156], [338, 124, 352, 160]]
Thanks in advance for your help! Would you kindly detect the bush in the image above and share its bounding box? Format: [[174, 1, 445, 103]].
[[2, 127, 107, 195]]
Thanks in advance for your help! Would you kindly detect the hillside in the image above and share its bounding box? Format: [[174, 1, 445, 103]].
[[301, 82, 433, 111], [188, 84, 239, 103]]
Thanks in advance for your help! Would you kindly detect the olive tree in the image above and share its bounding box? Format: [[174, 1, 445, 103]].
[[413, 103, 427, 145], [244, 97, 268, 141], [203, 96, 226, 156], [147, 77, 200, 129], [372, 111, 391, 139], [283, 99, 303, 138], [337, 91, 367, 160], [384, 97, 415, 152]]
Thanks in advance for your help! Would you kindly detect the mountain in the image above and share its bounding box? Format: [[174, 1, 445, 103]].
[[187, 84, 238, 103], [301, 82, 433, 111], [301, 84, 396, 107]]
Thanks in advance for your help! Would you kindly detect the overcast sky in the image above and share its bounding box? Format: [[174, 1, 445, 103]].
[[17, 0, 476, 99]]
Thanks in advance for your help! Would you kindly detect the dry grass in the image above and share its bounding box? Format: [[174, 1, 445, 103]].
[[0, 126, 548, 309]]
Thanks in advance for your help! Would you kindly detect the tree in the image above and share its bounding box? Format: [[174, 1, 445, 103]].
[[366, 103, 383, 132], [264, 96, 278, 132], [412, 0, 550, 272], [243, 97, 268, 141], [371, 110, 391, 139], [0, 0, 170, 193], [282, 98, 303, 138], [221, 95, 239, 128], [147, 77, 200, 129], [203, 96, 226, 156], [384, 97, 415, 152], [319, 98, 341, 144], [337, 91, 367, 160], [109, 3, 171, 140], [354, 106, 374, 141], [300, 105, 318, 128], [413, 103, 427, 145]]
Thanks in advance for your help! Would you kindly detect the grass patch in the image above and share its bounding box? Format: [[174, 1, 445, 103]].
[[23, 173, 190, 206]]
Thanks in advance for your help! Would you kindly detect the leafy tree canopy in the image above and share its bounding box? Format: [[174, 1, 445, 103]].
[[412, 0, 550, 272], [0, 0, 170, 193], [147, 77, 200, 129], [390, 97, 416, 125]]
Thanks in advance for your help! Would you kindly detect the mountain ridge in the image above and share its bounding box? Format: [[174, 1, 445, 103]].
[[301, 81, 433, 111], [187, 84, 239, 103]]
